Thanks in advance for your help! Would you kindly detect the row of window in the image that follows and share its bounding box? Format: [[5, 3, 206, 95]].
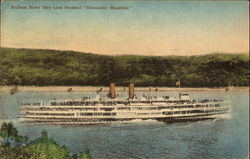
[[22, 106, 160, 111], [163, 108, 227, 115], [79, 113, 116, 116], [160, 104, 221, 109], [22, 108, 98, 111], [27, 113, 74, 116]]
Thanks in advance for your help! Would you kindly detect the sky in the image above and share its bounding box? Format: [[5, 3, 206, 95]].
[[1, 0, 249, 56]]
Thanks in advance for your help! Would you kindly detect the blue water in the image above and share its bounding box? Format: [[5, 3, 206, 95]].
[[0, 90, 248, 159]]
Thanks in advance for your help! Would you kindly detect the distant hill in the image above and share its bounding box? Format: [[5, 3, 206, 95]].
[[0, 47, 249, 87]]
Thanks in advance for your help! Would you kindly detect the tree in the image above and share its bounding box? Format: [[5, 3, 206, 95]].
[[24, 130, 71, 159], [0, 123, 83, 159], [1, 47, 249, 87], [0, 122, 28, 146], [78, 149, 92, 159]]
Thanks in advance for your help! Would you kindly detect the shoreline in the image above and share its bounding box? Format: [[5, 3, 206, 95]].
[[0, 86, 248, 93]]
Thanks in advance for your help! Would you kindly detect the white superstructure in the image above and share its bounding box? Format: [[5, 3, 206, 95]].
[[19, 83, 230, 124]]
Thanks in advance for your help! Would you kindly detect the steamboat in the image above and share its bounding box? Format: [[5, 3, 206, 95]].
[[19, 83, 230, 124]]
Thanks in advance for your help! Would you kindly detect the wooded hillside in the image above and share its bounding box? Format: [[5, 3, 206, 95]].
[[0, 47, 248, 87]]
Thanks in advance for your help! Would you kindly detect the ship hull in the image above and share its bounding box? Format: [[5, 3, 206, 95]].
[[19, 112, 230, 125], [157, 112, 230, 123]]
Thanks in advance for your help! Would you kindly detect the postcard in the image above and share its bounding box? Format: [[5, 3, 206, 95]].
[[0, 0, 249, 159]]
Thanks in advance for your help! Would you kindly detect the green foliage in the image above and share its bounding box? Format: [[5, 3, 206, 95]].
[[78, 149, 92, 159], [21, 130, 71, 159], [30, 130, 56, 145], [0, 122, 28, 146], [0, 123, 92, 159], [23, 141, 70, 159], [0, 47, 249, 87]]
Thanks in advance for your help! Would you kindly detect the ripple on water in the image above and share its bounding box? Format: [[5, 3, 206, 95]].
[[0, 91, 248, 159]]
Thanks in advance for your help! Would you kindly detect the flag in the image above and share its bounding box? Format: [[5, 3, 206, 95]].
[[97, 88, 102, 93], [176, 81, 180, 87]]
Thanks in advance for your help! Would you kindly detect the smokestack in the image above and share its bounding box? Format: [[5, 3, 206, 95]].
[[129, 82, 135, 99], [109, 83, 116, 99]]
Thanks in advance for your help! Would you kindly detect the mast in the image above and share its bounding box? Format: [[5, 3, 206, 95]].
[[176, 80, 181, 90]]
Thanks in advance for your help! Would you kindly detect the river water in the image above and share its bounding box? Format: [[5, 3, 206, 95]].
[[0, 90, 248, 159]]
